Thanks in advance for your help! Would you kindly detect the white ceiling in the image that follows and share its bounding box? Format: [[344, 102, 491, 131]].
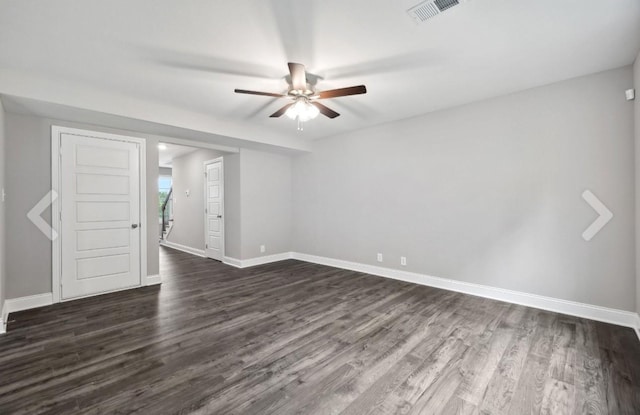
[[1, 0, 639, 151], [158, 143, 197, 168]]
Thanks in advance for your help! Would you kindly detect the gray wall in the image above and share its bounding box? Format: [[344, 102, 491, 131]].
[[240, 149, 292, 259], [1, 110, 291, 298], [0, 98, 6, 316], [146, 138, 160, 278], [166, 148, 226, 251], [293, 66, 636, 311], [635, 52, 640, 315], [166, 147, 292, 261], [5, 114, 52, 298], [4, 113, 160, 298], [224, 153, 241, 259]]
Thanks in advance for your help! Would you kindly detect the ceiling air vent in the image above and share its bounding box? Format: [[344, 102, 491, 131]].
[[407, 0, 463, 23]]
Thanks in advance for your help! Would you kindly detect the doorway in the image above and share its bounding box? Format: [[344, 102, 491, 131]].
[[157, 143, 232, 261], [204, 158, 224, 261]]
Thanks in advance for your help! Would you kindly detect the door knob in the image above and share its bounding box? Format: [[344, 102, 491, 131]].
[[131, 224, 139, 229], [217, 215, 222, 218]]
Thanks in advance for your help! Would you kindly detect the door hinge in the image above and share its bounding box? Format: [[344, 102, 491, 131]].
[[205, 244, 208, 249], [59, 211, 62, 221]]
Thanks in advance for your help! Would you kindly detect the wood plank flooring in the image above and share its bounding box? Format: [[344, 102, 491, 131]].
[[1, 246, 639, 414]]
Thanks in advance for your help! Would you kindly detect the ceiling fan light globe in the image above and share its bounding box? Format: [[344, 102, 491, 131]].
[[298, 113, 312, 122], [283, 96, 321, 122], [307, 103, 320, 119], [285, 105, 298, 119]]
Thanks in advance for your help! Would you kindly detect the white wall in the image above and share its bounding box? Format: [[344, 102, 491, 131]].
[[293, 66, 636, 311], [0, 97, 6, 324], [4, 113, 161, 298], [240, 149, 292, 259], [166, 148, 227, 251]]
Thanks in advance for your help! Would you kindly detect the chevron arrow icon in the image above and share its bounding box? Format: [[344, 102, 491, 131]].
[[581, 190, 612, 241], [27, 190, 59, 241]]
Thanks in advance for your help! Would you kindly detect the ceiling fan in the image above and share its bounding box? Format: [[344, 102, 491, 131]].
[[234, 62, 367, 126]]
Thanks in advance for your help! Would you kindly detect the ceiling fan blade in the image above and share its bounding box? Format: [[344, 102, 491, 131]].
[[235, 89, 286, 98], [270, 103, 294, 118], [317, 85, 367, 99], [311, 102, 340, 119], [288, 62, 307, 91]]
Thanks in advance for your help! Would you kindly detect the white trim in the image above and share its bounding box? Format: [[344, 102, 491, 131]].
[[291, 252, 640, 333], [51, 128, 61, 303], [223, 252, 293, 268], [1, 301, 8, 334], [159, 136, 239, 154], [51, 126, 148, 303], [223, 256, 243, 268], [203, 157, 225, 261], [145, 274, 162, 286], [164, 222, 174, 239], [4, 293, 54, 316], [160, 240, 206, 257], [242, 252, 293, 267]]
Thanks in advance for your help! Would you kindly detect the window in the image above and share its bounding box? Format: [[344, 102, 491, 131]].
[[159, 175, 172, 216]]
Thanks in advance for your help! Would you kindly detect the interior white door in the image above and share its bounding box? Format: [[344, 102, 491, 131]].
[[60, 133, 141, 299], [204, 159, 224, 261]]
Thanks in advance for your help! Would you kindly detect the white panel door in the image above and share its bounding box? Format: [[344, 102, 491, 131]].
[[60, 133, 141, 299], [204, 160, 224, 261]]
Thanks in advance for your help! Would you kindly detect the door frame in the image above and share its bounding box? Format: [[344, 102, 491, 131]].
[[203, 157, 225, 261], [51, 126, 148, 303]]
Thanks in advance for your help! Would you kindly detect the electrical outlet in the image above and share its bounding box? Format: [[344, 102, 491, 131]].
[[400, 256, 407, 266], [377, 253, 383, 262], [260, 245, 266, 253]]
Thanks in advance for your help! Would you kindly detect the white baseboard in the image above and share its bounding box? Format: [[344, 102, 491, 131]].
[[160, 240, 206, 257], [1, 278, 163, 335], [145, 274, 162, 286], [165, 223, 174, 239], [291, 252, 640, 335], [223, 252, 293, 269], [223, 256, 243, 268], [242, 252, 293, 267], [1, 301, 8, 334], [3, 293, 54, 321]]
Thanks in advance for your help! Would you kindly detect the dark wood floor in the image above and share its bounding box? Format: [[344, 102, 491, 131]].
[[1, 247, 639, 414]]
